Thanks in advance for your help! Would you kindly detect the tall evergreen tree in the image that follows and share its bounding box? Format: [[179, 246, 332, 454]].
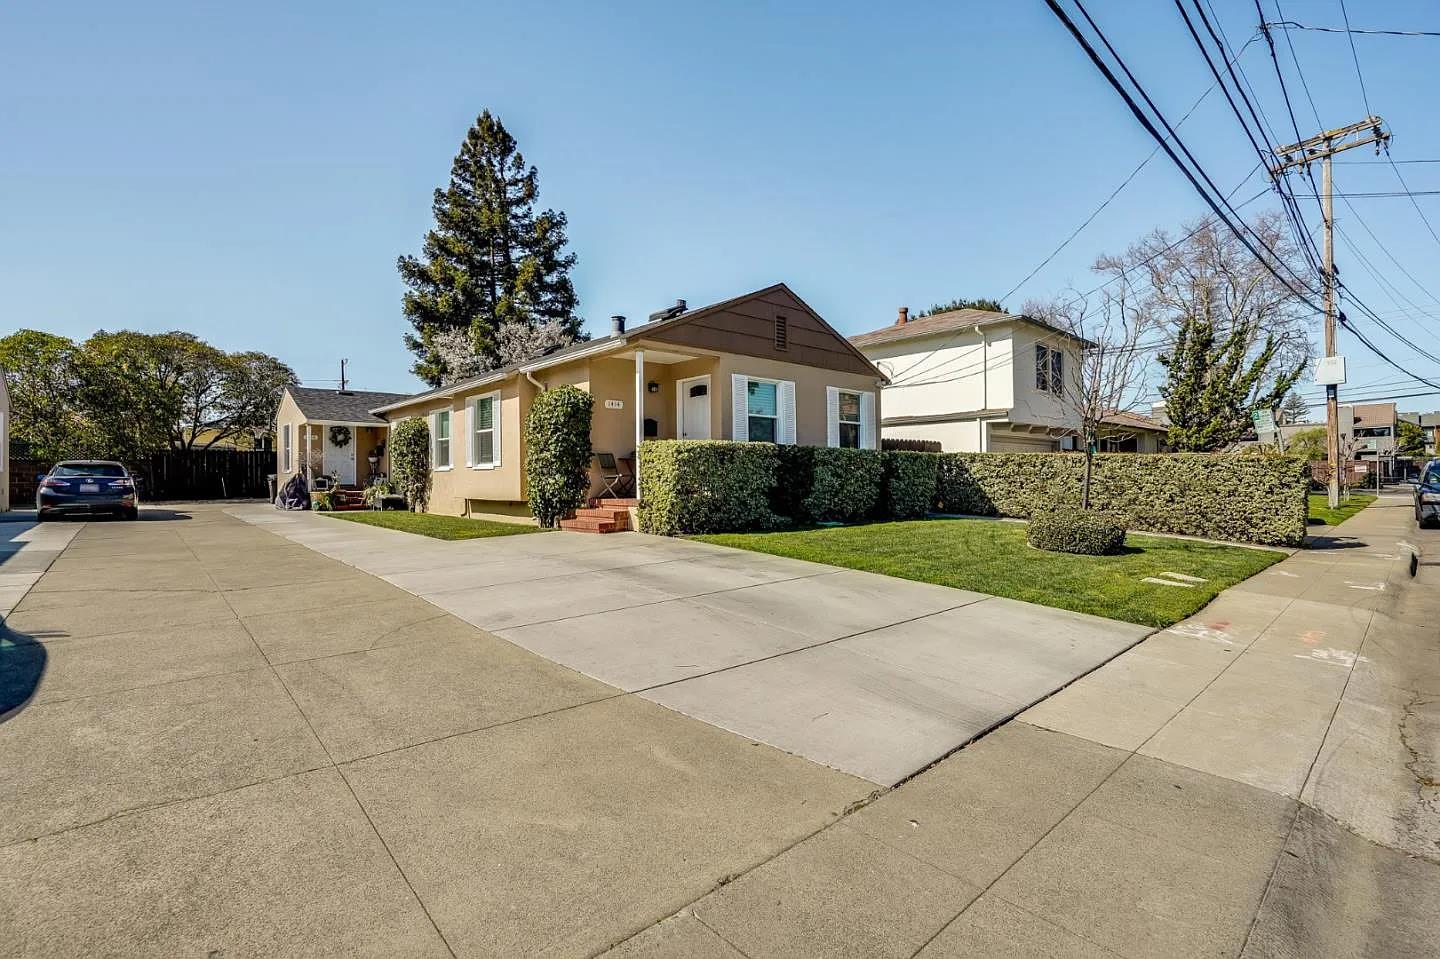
[[1158, 300, 1304, 452], [398, 110, 582, 386]]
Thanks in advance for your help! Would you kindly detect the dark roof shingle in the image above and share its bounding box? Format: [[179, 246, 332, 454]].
[[289, 386, 412, 425]]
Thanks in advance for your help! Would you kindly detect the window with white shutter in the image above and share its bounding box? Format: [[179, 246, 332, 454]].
[[470, 392, 500, 468], [733, 376, 796, 444], [432, 409, 452, 470]]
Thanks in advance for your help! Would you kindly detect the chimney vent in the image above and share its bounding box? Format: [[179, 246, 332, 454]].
[[896, 306, 909, 326], [610, 315, 626, 335]]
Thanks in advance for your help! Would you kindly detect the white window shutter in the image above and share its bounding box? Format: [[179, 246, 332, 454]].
[[492, 396, 502, 467], [778, 381, 796, 445], [429, 412, 438, 465], [825, 387, 840, 448], [860, 391, 877, 449], [465, 400, 474, 467], [731, 374, 749, 441]]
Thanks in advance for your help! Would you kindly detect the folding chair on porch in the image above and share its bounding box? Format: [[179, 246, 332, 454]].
[[593, 452, 627, 500]]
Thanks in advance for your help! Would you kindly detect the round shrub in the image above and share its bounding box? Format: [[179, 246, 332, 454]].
[[525, 385, 594, 528], [1027, 508, 1127, 556], [389, 417, 432, 512]]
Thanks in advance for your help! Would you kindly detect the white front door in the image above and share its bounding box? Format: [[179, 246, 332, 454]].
[[324, 428, 356, 484], [678, 377, 711, 440]]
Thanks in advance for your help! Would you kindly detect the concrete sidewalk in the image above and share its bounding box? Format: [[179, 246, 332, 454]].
[[600, 494, 1439, 958], [229, 505, 1148, 785]]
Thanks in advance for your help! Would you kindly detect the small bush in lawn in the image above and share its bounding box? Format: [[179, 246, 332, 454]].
[[525, 385, 594, 528], [389, 417, 431, 512], [1027, 508, 1127, 556]]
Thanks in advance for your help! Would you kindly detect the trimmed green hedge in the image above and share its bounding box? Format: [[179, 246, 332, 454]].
[[938, 452, 1308, 546], [805, 448, 883, 523], [1028, 509, 1127, 555], [637, 440, 781, 536], [638, 443, 1307, 546], [883, 451, 939, 520]]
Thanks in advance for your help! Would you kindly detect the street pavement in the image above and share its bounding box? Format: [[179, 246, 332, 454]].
[[0, 497, 1434, 956]]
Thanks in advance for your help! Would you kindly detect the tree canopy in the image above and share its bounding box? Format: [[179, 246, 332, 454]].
[[398, 110, 584, 386], [916, 297, 1007, 317], [0, 328, 295, 462]]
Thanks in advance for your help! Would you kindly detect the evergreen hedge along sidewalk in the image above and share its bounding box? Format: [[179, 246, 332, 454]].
[[637, 440, 1309, 546]]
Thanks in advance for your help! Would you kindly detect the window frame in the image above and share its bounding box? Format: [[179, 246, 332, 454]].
[[1035, 344, 1064, 397], [432, 408, 453, 471], [836, 388, 862, 449], [282, 423, 292, 472], [743, 376, 781, 444], [469, 391, 501, 469]]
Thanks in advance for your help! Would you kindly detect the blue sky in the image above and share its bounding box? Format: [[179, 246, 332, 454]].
[[3, 1, 1438, 411]]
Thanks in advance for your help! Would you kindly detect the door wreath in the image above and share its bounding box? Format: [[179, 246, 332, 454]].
[[329, 425, 352, 448]]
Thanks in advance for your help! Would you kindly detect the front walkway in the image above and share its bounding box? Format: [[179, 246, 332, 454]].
[[230, 505, 1149, 785]]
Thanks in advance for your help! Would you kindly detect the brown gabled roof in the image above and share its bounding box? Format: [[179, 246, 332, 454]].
[[1101, 409, 1168, 433], [849, 308, 1094, 350], [374, 282, 886, 415]]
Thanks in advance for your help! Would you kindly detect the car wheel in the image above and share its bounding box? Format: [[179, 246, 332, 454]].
[[35, 511, 48, 523], [123, 508, 139, 521]]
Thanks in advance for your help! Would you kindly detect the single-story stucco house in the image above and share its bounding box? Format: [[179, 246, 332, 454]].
[[274, 385, 412, 491], [362, 283, 887, 521]]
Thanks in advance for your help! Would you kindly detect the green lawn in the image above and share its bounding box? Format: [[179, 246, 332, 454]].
[[1308, 493, 1376, 528], [695, 518, 1284, 628], [321, 511, 548, 541]]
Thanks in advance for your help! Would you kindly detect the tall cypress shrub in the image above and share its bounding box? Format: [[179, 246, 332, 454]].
[[389, 417, 432, 512], [525, 385, 593, 527]]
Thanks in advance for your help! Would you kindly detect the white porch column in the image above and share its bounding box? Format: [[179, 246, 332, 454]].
[[634, 349, 644, 502]]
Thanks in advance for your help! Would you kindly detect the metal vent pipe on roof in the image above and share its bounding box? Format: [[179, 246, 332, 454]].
[[611, 315, 626, 335]]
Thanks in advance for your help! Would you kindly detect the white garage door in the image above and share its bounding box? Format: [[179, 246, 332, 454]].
[[988, 434, 1059, 453]]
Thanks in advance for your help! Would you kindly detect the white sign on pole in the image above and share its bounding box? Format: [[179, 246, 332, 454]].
[[1315, 355, 1347, 385]]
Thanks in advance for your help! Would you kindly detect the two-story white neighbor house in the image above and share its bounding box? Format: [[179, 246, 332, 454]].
[[850, 306, 1087, 452]]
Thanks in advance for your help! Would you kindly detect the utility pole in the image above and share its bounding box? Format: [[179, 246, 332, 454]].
[[1271, 116, 1389, 509], [339, 358, 349, 392]]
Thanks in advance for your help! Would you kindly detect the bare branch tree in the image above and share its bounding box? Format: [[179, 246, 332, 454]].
[[1026, 282, 1156, 508]]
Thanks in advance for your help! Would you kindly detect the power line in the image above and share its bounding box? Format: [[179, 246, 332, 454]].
[[1177, 0, 1323, 279], [888, 179, 1270, 388], [1263, 20, 1440, 39], [1043, 0, 1323, 311]]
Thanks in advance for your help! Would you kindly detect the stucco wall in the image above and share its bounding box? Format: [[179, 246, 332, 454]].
[[862, 328, 1013, 420], [1007, 326, 1081, 431], [711, 353, 882, 447], [881, 419, 982, 452]]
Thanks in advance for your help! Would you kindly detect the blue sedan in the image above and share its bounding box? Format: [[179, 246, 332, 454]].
[[37, 461, 139, 521]]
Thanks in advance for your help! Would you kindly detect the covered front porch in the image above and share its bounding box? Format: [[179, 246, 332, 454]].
[[580, 344, 722, 500], [297, 421, 391, 501]]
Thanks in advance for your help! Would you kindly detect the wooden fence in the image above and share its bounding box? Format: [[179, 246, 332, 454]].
[[10, 450, 275, 504]]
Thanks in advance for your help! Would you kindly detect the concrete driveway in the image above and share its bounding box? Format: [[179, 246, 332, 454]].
[[232, 506, 1147, 785]]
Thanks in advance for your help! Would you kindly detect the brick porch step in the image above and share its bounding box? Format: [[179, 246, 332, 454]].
[[559, 516, 620, 533], [593, 497, 637, 509]]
